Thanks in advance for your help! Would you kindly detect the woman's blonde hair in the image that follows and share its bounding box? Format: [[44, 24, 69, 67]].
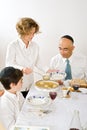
[[16, 17, 39, 36]]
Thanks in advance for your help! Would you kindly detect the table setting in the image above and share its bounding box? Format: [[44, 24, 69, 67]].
[[15, 71, 87, 130]]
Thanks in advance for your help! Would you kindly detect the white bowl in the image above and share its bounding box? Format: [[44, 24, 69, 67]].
[[51, 72, 66, 80]]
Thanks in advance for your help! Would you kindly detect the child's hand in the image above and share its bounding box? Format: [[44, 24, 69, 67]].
[[0, 90, 4, 96]]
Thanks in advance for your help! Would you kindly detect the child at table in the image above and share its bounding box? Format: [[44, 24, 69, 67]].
[[0, 67, 25, 130]]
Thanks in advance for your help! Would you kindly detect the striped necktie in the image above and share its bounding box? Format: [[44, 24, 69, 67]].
[[65, 59, 72, 80]]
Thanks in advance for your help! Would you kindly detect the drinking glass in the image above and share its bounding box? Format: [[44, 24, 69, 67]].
[[49, 91, 57, 100], [72, 83, 80, 91], [69, 110, 82, 130]]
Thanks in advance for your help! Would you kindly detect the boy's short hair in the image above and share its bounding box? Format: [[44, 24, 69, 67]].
[[0, 67, 23, 90]]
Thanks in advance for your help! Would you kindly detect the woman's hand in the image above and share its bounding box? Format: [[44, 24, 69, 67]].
[[47, 69, 59, 73], [22, 67, 33, 74]]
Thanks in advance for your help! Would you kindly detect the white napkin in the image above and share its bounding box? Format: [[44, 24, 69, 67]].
[[79, 88, 87, 94]]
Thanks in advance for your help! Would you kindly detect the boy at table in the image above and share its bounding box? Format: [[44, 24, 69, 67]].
[[0, 67, 25, 130]]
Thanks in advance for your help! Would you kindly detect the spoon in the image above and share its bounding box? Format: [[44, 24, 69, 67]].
[[34, 71, 50, 80], [29, 109, 52, 114]]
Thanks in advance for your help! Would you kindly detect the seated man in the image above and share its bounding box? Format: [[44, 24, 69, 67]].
[[48, 35, 87, 80]]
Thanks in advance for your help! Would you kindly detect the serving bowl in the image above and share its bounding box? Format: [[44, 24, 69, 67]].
[[35, 80, 59, 92]]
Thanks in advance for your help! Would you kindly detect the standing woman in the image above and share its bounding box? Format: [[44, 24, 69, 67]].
[[6, 17, 43, 98]]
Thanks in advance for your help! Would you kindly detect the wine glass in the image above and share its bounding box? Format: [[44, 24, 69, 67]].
[[49, 91, 57, 100], [49, 92, 57, 112], [69, 110, 82, 130]]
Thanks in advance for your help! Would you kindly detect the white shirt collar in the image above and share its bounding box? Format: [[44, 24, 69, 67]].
[[60, 55, 66, 63], [61, 54, 73, 63], [18, 38, 32, 49], [4, 90, 17, 98]]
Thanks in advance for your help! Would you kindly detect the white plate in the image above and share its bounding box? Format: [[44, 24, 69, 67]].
[[79, 88, 87, 94], [14, 125, 50, 130], [50, 72, 66, 80], [27, 95, 51, 107]]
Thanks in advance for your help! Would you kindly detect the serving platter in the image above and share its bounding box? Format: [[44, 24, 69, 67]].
[[70, 79, 87, 88], [35, 80, 59, 91]]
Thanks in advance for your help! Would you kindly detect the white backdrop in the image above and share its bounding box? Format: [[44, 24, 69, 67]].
[[0, 0, 87, 69]]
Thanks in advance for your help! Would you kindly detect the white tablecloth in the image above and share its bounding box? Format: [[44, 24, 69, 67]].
[[15, 85, 87, 130]]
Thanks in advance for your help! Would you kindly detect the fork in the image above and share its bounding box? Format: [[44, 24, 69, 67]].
[[40, 109, 52, 114], [29, 109, 52, 114]]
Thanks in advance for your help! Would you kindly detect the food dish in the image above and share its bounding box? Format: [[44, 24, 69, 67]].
[[70, 79, 87, 88], [50, 72, 66, 80], [27, 95, 51, 107], [51, 72, 66, 80], [42, 73, 50, 80], [68, 87, 81, 92], [35, 80, 59, 91]]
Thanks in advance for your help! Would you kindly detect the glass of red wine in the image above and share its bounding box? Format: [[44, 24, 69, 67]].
[[49, 91, 57, 100]]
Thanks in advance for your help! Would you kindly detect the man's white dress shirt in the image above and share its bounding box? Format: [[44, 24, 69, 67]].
[[6, 38, 43, 91], [0, 90, 24, 130], [50, 52, 87, 79]]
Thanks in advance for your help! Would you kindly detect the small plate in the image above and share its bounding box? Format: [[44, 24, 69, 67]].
[[79, 88, 87, 94], [50, 72, 66, 80], [27, 95, 51, 107]]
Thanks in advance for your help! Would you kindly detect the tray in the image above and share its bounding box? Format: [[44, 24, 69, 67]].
[[35, 80, 59, 91]]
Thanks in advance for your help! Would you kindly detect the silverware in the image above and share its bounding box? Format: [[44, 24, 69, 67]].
[[29, 109, 52, 114], [40, 110, 52, 114]]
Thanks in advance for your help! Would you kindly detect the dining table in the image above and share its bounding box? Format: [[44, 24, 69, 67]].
[[15, 81, 87, 130]]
